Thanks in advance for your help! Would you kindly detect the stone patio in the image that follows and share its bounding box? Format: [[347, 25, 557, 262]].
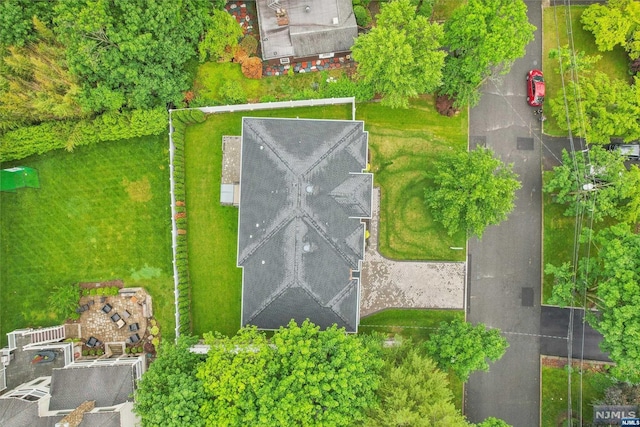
[[75, 289, 151, 346], [359, 188, 466, 317]]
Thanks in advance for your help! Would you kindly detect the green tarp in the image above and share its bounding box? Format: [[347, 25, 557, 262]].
[[1, 167, 40, 192]]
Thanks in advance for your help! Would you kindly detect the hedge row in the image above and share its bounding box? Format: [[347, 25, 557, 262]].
[[0, 108, 168, 162], [171, 109, 206, 336]]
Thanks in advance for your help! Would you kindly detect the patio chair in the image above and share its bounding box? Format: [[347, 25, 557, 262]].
[[130, 333, 140, 344], [87, 337, 98, 348], [102, 303, 112, 314], [122, 310, 131, 320], [82, 304, 89, 311], [75, 307, 83, 314], [100, 296, 106, 303], [110, 313, 121, 322], [129, 323, 139, 332]]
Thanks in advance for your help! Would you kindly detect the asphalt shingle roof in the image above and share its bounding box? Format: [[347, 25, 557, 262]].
[[238, 118, 371, 332]]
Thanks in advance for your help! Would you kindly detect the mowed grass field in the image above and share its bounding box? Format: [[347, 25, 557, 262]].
[[184, 105, 352, 337], [357, 97, 468, 261], [0, 136, 175, 346], [542, 5, 630, 136], [541, 365, 613, 427]]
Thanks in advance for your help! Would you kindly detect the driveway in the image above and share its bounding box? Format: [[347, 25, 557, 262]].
[[360, 188, 465, 317]]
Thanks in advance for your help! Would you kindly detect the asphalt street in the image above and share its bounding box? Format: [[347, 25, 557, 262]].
[[463, 1, 611, 425], [464, 1, 544, 425], [540, 306, 610, 361]]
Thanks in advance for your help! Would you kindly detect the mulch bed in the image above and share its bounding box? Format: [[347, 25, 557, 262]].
[[542, 355, 612, 373]]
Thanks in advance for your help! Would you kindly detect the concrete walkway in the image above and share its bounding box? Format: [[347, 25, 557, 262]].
[[359, 188, 466, 317]]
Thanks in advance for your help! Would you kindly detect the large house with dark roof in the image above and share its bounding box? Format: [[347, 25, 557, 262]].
[[256, 0, 358, 65], [238, 118, 372, 332]]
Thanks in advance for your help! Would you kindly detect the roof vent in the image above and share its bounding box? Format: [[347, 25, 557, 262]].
[[332, 17, 339, 25], [303, 243, 311, 252], [306, 185, 314, 194], [305, 6, 311, 13]]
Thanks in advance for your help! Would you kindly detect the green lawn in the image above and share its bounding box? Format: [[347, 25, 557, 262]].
[[0, 136, 175, 346], [542, 6, 630, 136], [541, 365, 614, 427], [357, 97, 468, 261], [184, 105, 352, 338], [193, 62, 344, 104], [359, 308, 465, 409]]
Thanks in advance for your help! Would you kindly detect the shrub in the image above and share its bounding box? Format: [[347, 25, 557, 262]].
[[354, 5, 372, 27], [240, 35, 259, 56], [260, 95, 278, 103], [82, 350, 89, 356], [0, 108, 168, 162], [89, 349, 96, 356], [48, 283, 81, 320], [322, 77, 375, 101], [152, 337, 160, 347], [125, 347, 131, 354], [150, 325, 160, 335], [218, 80, 247, 105], [241, 56, 263, 79]]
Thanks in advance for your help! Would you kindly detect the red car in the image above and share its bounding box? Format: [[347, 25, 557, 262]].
[[527, 69, 545, 107]]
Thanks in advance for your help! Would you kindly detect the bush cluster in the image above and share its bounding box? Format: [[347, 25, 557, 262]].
[[0, 108, 168, 162], [170, 109, 206, 336]]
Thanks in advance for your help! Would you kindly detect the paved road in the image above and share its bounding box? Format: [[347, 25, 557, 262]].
[[464, 1, 544, 425], [540, 306, 610, 361]]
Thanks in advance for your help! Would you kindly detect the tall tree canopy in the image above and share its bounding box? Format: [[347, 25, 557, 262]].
[[425, 147, 521, 238], [134, 336, 206, 427], [591, 224, 640, 383], [543, 146, 640, 223], [0, 0, 57, 47], [441, 0, 535, 107], [351, 0, 445, 108], [0, 18, 86, 131], [424, 319, 508, 381], [53, 0, 212, 111], [582, 0, 640, 60], [365, 344, 472, 426], [197, 320, 383, 427], [548, 72, 640, 144]]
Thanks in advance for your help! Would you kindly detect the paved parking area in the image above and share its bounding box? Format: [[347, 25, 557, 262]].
[[359, 188, 466, 317]]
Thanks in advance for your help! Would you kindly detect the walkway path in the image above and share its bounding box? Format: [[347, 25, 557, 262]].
[[360, 188, 465, 317]]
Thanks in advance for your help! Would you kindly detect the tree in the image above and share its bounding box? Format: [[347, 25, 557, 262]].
[[547, 72, 640, 144], [0, 18, 86, 131], [543, 146, 640, 223], [581, 0, 640, 60], [544, 258, 601, 309], [54, 0, 211, 111], [134, 336, 206, 427], [477, 417, 512, 427], [198, 9, 243, 62], [351, 0, 445, 108], [425, 147, 521, 238], [197, 320, 383, 426], [441, 0, 535, 107], [590, 224, 640, 383], [0, 0, 57, 47], [365, 344, 471, 427], [424, 319, 508, 381], [48, 283, 80, 320]]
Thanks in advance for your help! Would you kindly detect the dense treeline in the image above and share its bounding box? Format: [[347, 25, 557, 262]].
[[0, 0, 226, 159]]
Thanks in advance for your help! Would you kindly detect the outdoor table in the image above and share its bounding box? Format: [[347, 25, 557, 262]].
[[116, 319, 125, 329]]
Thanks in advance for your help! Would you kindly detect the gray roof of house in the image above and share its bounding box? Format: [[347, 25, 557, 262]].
[[79, 412, 121, 427], [49, 365, 133, 410], [238, 118, 372, 332], [257, 0, 357, 60], [0, 398, 63, 427]]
